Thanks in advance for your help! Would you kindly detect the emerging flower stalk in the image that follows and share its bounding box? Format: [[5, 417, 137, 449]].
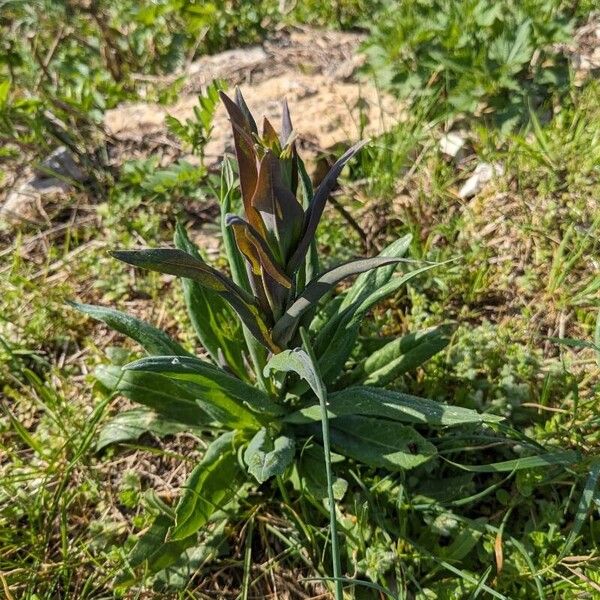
[[112, 89, 401, 357]]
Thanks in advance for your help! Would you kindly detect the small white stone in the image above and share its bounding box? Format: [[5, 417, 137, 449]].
[[458, 162, 504, 199], [439, 132, 465, 158]]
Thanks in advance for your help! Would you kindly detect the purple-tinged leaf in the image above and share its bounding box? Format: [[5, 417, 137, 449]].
[[227, 214, 292, 290], [111, 248, 280, 353], [287, 139, 369, 274], [227, 215, 292, 320], [234, 87, 258, 134], [220, 91, 258, 212], [280, 99, 293, 146], [251, 151, 304, 260]]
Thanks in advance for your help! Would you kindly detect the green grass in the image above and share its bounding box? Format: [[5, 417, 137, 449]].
[[1, 2, 599, 598]]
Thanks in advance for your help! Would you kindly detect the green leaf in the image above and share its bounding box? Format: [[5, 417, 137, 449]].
[[244, 428, 295, 483], [116, 513, 197, 585], [286, 386, 503, 426], [95, 365, 210, 426], [560, 459, 600, 558], [264, 347, 326, 401], [69, 302, 190, 357], [329, 416, 437, 470], [447, 450, 581, 472], [0, 80, 10, 106], [124, 355, 284, 429], [174, 222, 247, 380], [96, 408, 196, 450], [171, 431, 243, 540], [316, 262, 447, 384], [111, 247, 279, 352], [340, 234, 412, 310], [313, 235, 419, 361], [355, 324, 455, 386], [220, 158, 252, 292], [272, 256, 409, 348], [265, 336, 343, 592], [297, 443, 348, 502], [439, 522, 484, 562], [153, 522, 228, 591]]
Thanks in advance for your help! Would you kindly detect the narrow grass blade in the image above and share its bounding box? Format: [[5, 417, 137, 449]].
[[446, 450, 580, 472], [559, 458, 600, 559]]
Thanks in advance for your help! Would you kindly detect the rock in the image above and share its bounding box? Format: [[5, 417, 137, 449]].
[[104, 27, 404, 168], [1, 146, 83, 227], [35, 146, 86, 181], [458, 162, 505, 199], [1, 177, 71, 225], [439, 132, 466, 159], [187, 46, 268, 83], [106, 74, 402, 167]]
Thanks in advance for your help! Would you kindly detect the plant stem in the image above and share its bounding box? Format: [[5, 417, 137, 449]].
[[318, 386, 344, 600], [299, 328, 343, 600]]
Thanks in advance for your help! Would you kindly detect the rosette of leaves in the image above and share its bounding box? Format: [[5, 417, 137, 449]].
[[72, 90, 502, 587]]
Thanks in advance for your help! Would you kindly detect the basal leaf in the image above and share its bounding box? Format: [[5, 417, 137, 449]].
[[153, 522, 228, 591], [352, 324, 455, 387], [70, 302, 191, 357], [96, 408, 196, 451], [285, 386, 504, 426], [171, 431, 243, 540], [116, 513, 197, 585], [244, 427, 295, 483], [297, 443, 348, 502], [448, 450, 580, 473], [95, 365, 210, 426], [124, 355, 284, 428], [329, 416, 437, 470]]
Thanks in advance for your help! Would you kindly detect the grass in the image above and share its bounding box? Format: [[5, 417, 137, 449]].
[[1, 3, 600, 598]]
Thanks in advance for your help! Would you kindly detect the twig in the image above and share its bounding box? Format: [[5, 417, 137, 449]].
[[329, 193, 368, 247]]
